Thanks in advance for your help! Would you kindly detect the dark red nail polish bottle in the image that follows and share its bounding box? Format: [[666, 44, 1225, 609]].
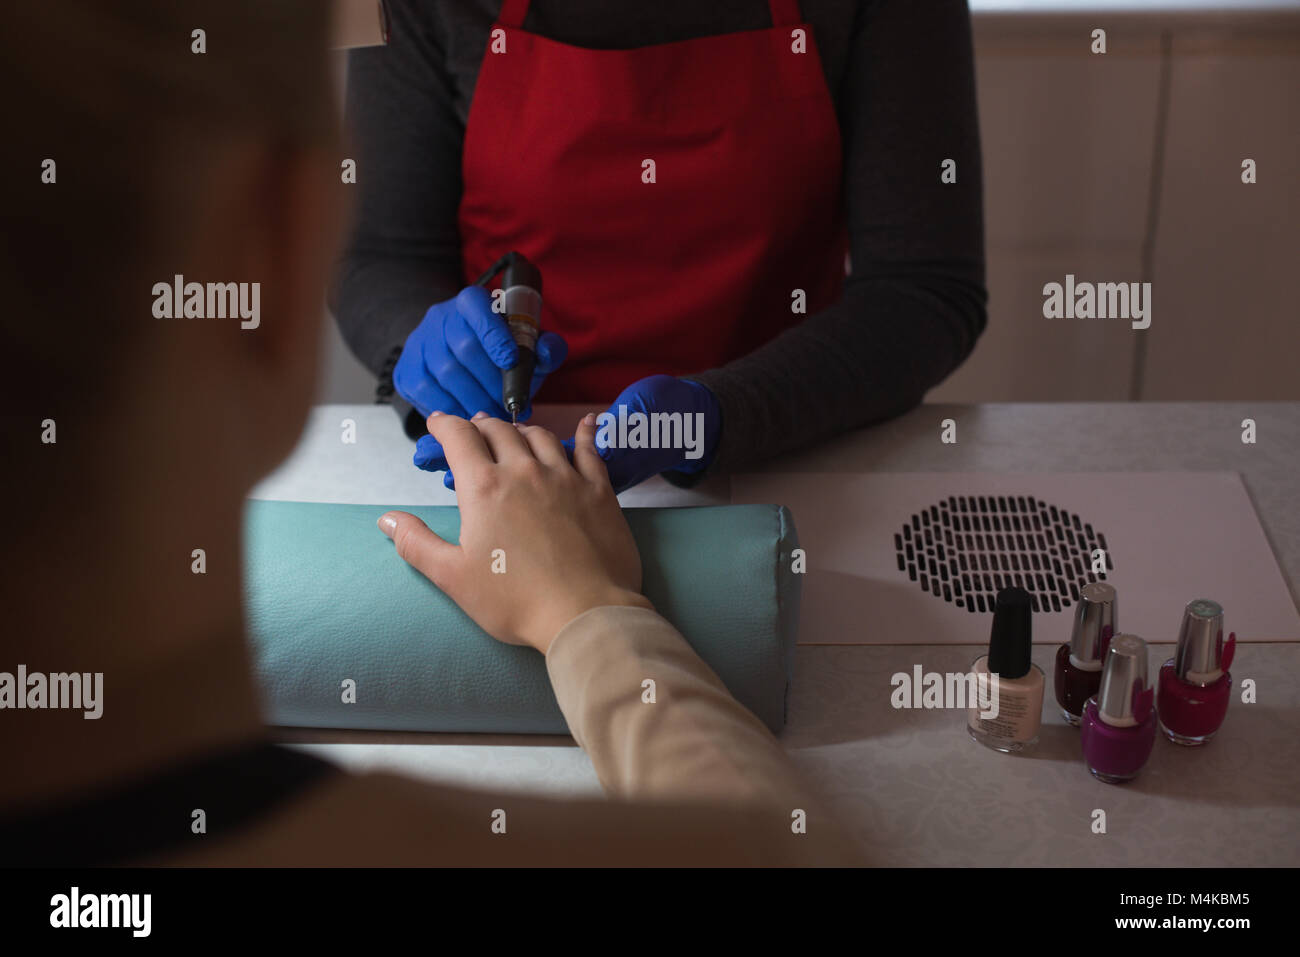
[[1158, 599, 1236, 746], [1055, 582, 1115, 726]]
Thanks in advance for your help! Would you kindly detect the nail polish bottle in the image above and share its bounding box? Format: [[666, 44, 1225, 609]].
[[1158, 599, 1236, 746], [1055, 582, 1115, 726], [968, 587, 1044, 754], [1079, 634, 1156, 783]]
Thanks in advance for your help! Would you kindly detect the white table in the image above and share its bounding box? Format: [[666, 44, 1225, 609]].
[[256, 401, 1300, 865]]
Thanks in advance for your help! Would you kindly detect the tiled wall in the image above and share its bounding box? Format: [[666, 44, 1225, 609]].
[[931, 7, 1300, 402]]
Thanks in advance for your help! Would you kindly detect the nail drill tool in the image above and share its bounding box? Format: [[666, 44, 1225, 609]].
[[475, 251, 543, 423]]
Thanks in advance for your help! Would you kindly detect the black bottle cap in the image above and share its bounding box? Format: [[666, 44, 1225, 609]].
[[987, 587, 1033, 679]]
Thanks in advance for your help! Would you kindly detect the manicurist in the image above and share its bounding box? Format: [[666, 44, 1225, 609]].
[[334, 0, 987, 490]]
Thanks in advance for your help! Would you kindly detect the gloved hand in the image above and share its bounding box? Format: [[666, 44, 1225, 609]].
[[398, 286, 567, 479], [562, 374, 722, 493]]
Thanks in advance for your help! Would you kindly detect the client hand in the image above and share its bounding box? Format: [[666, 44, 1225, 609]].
[[378, 411, 651, 654]]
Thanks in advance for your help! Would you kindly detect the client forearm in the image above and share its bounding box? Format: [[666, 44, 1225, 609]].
[[546, 605, 812, 810]]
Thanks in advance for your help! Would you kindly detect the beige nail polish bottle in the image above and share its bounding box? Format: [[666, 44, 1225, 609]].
[[968, 587, 1044, 753]]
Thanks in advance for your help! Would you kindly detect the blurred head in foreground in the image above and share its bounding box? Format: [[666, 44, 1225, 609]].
[[2, 0, 343, 513], [0, 0, 344, 799]]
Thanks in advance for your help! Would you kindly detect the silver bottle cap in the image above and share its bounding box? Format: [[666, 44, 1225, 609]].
[[1174, 599, 1226, 684], [1069, 582, 1116, 667], [1096, 634, 1150, 726]]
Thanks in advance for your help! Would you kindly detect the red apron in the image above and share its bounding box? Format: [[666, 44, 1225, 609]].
[[458, 0, 847, 403]]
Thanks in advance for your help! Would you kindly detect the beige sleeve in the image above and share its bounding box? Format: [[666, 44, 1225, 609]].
[[544, 604, 814, 810]]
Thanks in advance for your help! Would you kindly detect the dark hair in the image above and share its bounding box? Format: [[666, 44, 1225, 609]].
[[1, 0, 336, 407]]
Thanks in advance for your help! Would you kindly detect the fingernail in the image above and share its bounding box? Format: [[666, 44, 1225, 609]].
[[377, 514, 397, 538], [583, 412, 596, 426], [472, 410, 490, 421], [428, 410, 442, 417]]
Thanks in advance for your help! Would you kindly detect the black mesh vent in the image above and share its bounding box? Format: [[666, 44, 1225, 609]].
[[893, 495, 1113, 614]]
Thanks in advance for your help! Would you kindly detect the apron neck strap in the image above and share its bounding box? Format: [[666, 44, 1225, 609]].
[[767, 0, 802, 26], [498, 1, 803, 30], [498, 0, 530, 28]]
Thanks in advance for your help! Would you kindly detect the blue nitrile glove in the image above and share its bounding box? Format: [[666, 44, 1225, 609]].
[[561, 375, 722, 493], [401, 286, 567, 480]]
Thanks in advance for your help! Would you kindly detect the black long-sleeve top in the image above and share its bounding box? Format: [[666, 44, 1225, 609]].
[[332, 0, 987, 470]]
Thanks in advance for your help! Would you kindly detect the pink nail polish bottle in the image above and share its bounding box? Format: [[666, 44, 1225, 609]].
[[1158, 599, 1236, 746], [1079, 634, 1156, 784]]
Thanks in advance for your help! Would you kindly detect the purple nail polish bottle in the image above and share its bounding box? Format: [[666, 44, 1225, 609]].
[[1079, 634, 1157, 784]]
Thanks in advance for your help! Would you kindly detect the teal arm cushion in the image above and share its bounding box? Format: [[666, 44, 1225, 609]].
[[242, 501, 801, 734]]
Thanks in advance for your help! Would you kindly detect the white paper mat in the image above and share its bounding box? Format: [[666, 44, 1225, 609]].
[[250, 405, 729, 508], [731, 472, 1298, 645]]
